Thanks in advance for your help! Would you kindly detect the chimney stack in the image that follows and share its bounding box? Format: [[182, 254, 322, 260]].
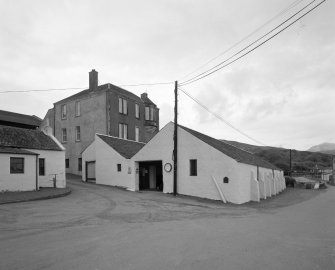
[[141, 92, 148, 100], [89, 69, 98, 91]]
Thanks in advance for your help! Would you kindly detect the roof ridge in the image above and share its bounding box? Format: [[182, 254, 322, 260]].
[[96, 133, 146, 145]]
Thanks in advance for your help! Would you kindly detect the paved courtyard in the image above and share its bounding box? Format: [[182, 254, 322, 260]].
[[0, 176, 334, 270]]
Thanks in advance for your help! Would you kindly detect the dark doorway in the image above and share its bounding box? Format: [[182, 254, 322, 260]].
[[139, 161, 163, 191]]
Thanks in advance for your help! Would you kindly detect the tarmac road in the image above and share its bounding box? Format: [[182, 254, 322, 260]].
[[0, 176, 334, 270]]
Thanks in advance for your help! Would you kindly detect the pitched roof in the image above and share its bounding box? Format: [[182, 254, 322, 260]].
[[97, 134, 145, 159], [0, 125, 62, 151], [178, 125, 278, 170], [0, 110, 41, 127], [141, 93, 156, 106], [55, 83, 143, 104]]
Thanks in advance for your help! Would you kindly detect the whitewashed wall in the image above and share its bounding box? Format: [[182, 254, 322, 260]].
[[82, 140, 96, 181], [0, 153, 37, 191], [95, 136, 134, 190], [28, 149, 66, 188]]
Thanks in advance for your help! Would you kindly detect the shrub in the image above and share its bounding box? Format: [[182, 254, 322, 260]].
[[285, 176, 296, 187]]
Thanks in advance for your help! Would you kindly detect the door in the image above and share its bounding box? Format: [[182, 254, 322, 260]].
[[86, 161, 96, 182]]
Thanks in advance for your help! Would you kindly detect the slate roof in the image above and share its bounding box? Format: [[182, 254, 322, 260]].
[[0, 110, 41, 127], [178, 125, 279, 170], [55, 83, 143, 104], [97, 134, 145, 159], [0, 125, 62, 151], [0, 147, 38, 155]]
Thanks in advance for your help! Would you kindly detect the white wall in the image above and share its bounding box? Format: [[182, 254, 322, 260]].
[[0, 153, 37, 191], [95, 136, 135, 190], [82, 141, 96, 181], [134, 122, 285, 204], [28, 149, 66, 188], [134, 123, 253, 204]]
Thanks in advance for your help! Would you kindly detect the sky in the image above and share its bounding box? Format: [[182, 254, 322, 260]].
[[0, 0, 334, 150]]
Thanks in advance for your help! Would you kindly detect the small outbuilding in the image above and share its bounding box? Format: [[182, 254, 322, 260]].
[[0, 125, 66, 191], [82, 134, 145, 190], [83, 122, 285, 204]]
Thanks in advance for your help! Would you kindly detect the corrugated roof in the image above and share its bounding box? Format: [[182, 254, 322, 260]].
[[55, 83, 144, 104], [97, 134, 145, 159], [179, 125, 278, 170], [0, 147, 38, 155], [0, 125, 62, 151], [0, 110, 41, 127]]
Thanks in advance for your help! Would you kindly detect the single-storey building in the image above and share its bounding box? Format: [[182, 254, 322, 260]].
[[0, 125, 66, 191], [82, 122, 285, 204], [82, 133, 145, 190]]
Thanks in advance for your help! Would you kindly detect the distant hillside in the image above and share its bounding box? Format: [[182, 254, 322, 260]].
[[222, 140, 332, 173], [308, 142, 335, 153]]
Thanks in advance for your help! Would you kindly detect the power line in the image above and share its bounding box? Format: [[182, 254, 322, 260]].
[[179, 87, 266, 146], [180, 0, 325, 86], [0, 81, 174, 94], [0, 87, 86, 94], [179, 0, 306, 80], [119, 81, 174, 87]]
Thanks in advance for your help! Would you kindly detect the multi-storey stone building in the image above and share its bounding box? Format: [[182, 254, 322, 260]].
[[41, 70, 159, 175]]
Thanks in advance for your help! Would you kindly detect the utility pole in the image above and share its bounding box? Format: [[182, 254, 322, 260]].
[[173, 81, 178, 196]]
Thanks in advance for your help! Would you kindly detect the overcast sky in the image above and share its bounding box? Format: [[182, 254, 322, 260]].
[[0, 0, 333, 150]]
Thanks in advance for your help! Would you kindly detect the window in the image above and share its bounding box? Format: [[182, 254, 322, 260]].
[[135, 127, 140, 142], [75, 126, 81, 141], [62, 128, 67, 142], [78, 158, 82, 171], [39, 158, 45, 176], [117, 164, 121, 172], [190, 159, 197, 176], [61, 104, 67, 119], [118, 123, 128, 139], [75, 101, 81, 116], [65, 159, 69, 168], [118, 97, 127, 115], [145, 106, 154, 121], [135, 104, 140, 119], [10, 157, 24, 174]]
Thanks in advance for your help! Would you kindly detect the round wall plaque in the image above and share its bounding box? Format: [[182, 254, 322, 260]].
[[164, 163, 172, 172]]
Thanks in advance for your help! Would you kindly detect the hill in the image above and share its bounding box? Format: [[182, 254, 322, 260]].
[[222, 140, 332, 173], [308, 142, 335, 153]]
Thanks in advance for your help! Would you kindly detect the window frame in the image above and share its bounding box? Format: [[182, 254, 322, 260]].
[[39, 158, 45, 176], [62, 128, 67, 143], [61, 104, 67, 119], [75, 126, 81, 142], [135, 126, 140, 142], [117, 164, 122, 172], [190, 159, 197, 176], [10, 157, 24, 174], [135, 103, 140, 119], [75, 101, 81, 117], [118, 123, 128, 139], [118, 97, 128, 115], [145, 106, 154, 121]]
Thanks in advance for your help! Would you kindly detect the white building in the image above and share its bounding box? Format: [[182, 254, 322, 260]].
[[0, 125, 66, 191], [82, 122, 285, 204]]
